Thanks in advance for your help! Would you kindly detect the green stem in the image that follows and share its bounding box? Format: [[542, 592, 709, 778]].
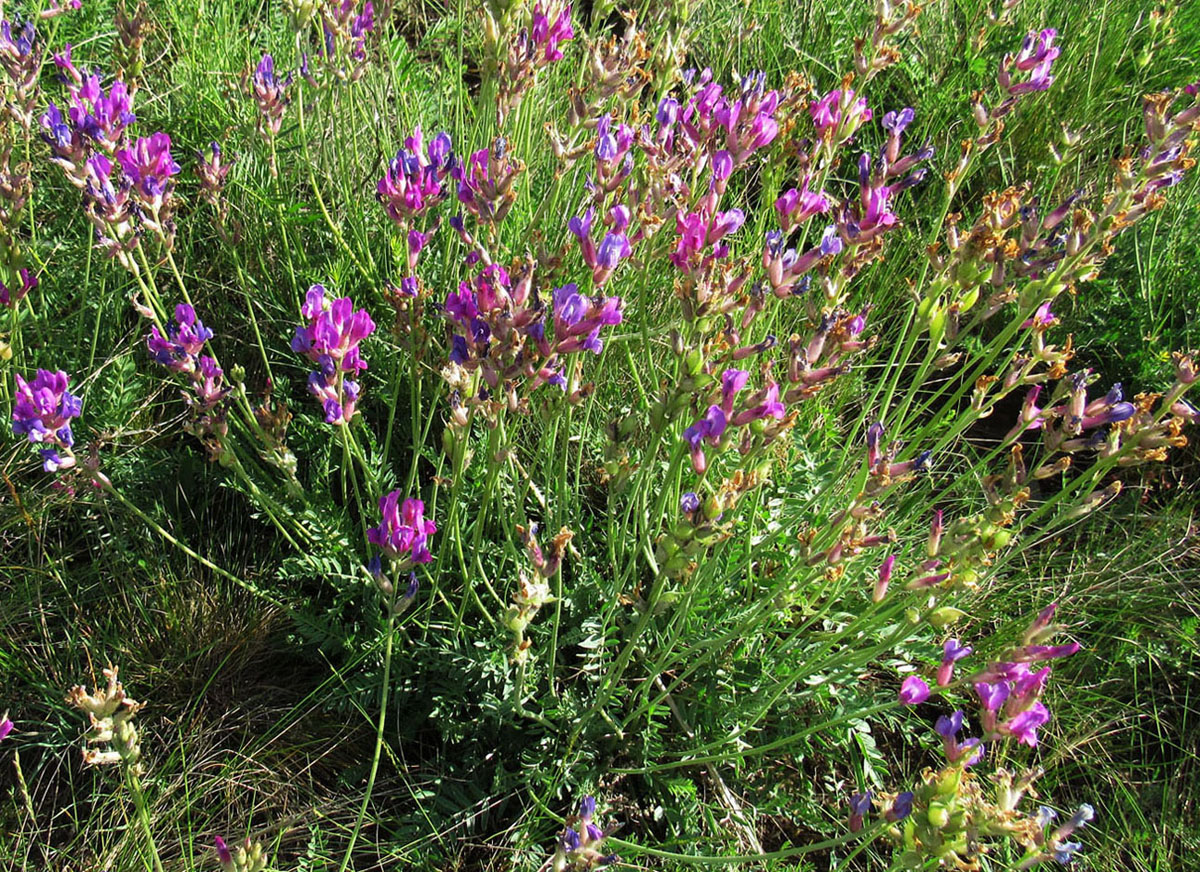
[[336, 593, 398, 872], [126, 769, 166, 872]]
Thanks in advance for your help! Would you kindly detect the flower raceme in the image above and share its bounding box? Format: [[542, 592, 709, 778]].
[[441, 261, 622, 407], [291, 284, 375, 425], [12, 368, 81, 471], [367, 491, 436, 569], [147, 303, 229, 412]]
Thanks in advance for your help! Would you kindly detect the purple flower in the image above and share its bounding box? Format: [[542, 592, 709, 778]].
[[680, 492, 701, 514], [367, 491, 437, 565], [214, 837, 232, 866], [12, 369, 81, 471], [148, 303, 214, 370], [530, 2, 573, 63], [252, 54, 291, 139], [974, 680, 1010, 712], [898, 675, 930, 705], [935, 710, 964, 738], [1003, 29, 1060, 95], [0, 716, 13, 742], [595, 231, 631, 272], [1000, 700, 1050, 746], [117, 132, 180, 218], [69, 75, 136, 150]]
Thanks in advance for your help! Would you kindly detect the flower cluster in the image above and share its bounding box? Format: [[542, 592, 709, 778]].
[[377, 126, 455, 276], [551, 796, 617, 871], [147, 303, 231, 454], [42, 71, 136, 164], [366, 491, 435, 607], [12, 368, 81, 471], [290, 284, 375, 425], [66, 666, 145, 773], [117, 131, 181, 240], [250, 54, 291, 155], [568, 204, 633, 287], [197, 141, 235, 231], [301, 0, 375, 85], [451, 138, 524, 230], [1000, 29, 1060, 96], [681, 368, 786, 474], [0, 18, 41, 129], [440, 261, 622, 424], [860, 608, 1091, 868], [214, 837, 267, 872], [496, 1, 573, 123]]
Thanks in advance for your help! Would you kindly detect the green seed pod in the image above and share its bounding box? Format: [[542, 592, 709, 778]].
[[927, 802, 950, 828], [928, 606, 966, 628]]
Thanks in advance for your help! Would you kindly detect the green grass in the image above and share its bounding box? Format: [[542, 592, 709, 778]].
[[2, 0, 1199, 869]]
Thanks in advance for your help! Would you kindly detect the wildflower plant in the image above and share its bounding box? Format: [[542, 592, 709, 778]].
[[3, 2, 1200, 871]]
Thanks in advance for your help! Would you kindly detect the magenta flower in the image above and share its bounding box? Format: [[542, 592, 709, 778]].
[[12, 369, 81, 471], [290, 284, 376, 425], [530, 2, 573, 63], [1001, 29, 1060, 95], [117, 132, 180, 226], [810, 88, 870, 139], [1000, 700, 1050, 746], [775, 179, 829, 231], [214, 837, 233, 867], [69, 75, 136, 151], [898, 675, 930, 705], [0, 716, 13, 742], [367, 491, 437, 566]]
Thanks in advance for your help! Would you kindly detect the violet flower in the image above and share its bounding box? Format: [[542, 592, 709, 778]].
[[12, 369, 81, 471], [848, 790, 871, 832], [0, 715, 12, 741]]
